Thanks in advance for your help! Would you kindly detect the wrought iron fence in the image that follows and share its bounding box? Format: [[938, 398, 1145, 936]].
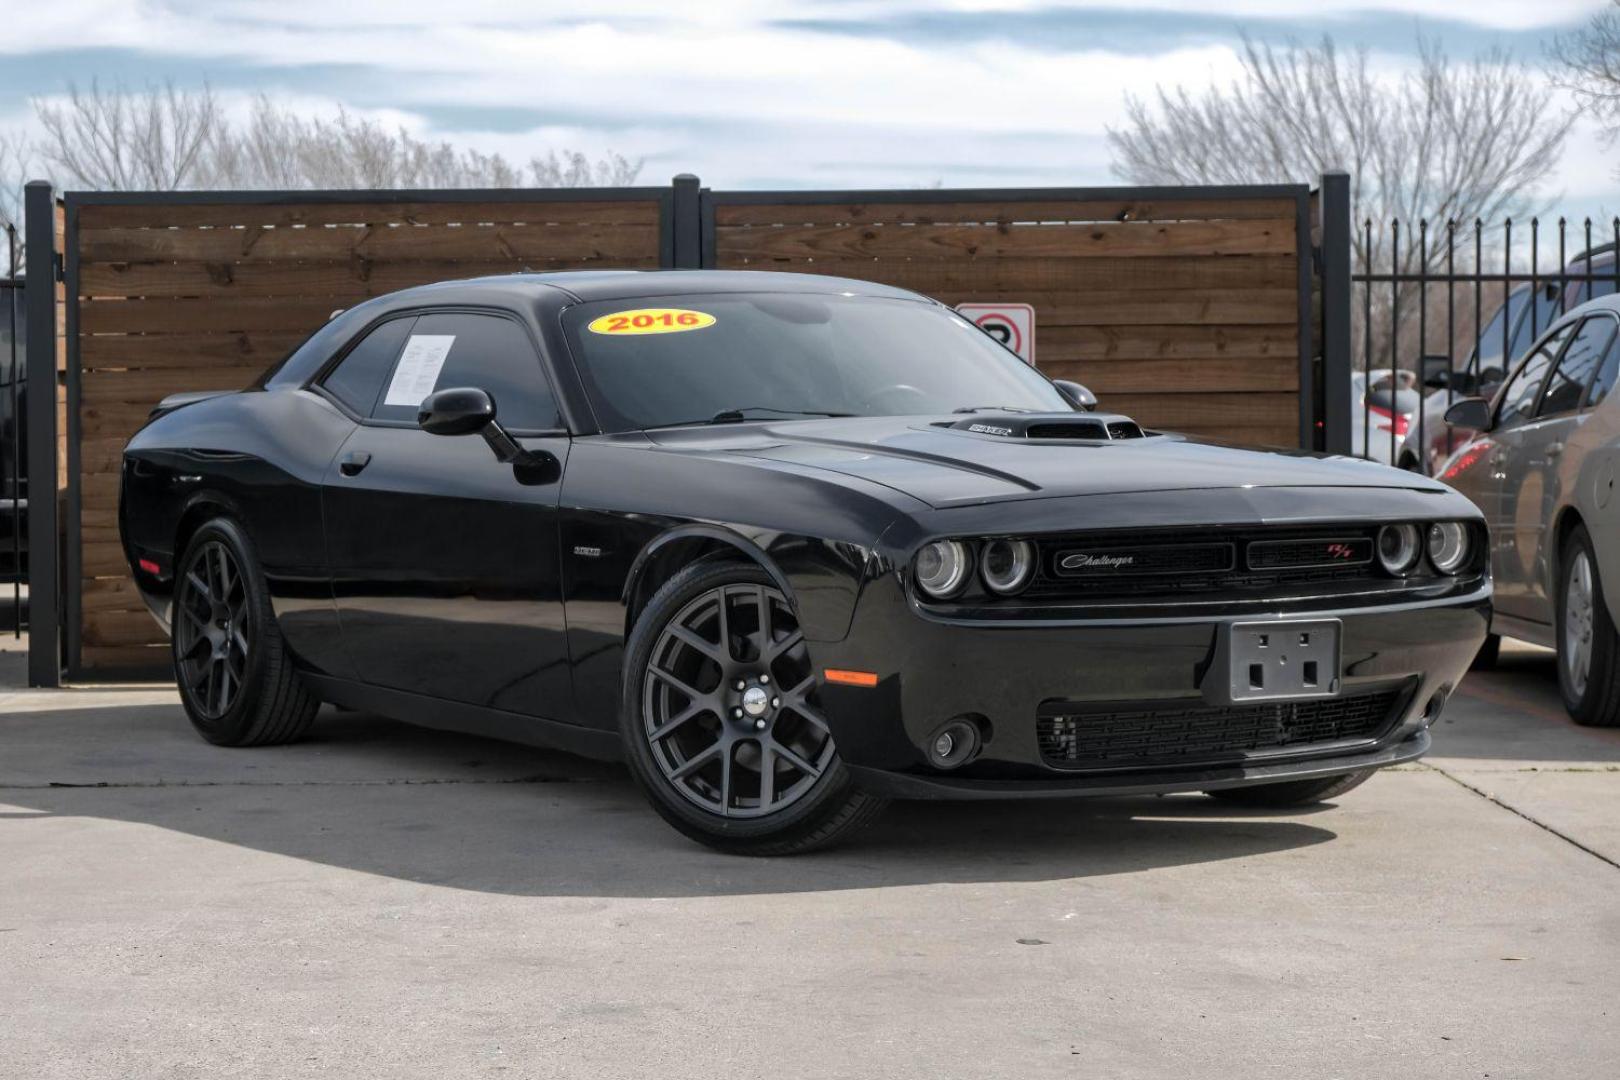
[[1351, 215, 1620, 476], [2, 223, 23, 635]]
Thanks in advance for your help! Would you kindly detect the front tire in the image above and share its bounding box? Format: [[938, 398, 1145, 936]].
[[1557, 524, 1620, 727], [619, 560, 886, 855], [1204, 769, 1376, 808], [172, 518, 319, 746]]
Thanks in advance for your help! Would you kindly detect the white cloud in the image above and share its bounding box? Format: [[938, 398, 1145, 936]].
[[0, 1, 1608, 193]]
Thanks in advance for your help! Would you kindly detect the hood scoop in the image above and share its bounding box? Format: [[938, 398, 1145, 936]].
[[946, 412, 1145, 442]]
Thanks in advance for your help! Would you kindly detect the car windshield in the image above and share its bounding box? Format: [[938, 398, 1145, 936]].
[[560, 292, 1070, 431]]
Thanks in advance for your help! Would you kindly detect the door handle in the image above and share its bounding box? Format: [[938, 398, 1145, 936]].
[[338, 450, 372, 477], [1546, 442, 1564, 458]]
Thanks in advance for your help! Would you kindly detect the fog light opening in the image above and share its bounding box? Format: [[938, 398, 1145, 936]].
[[1422, 690, 1448, 726], [927, 718, 982, 769]]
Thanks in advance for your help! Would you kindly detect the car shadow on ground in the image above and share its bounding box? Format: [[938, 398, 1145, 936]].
[[0, 700, 1341, 898]]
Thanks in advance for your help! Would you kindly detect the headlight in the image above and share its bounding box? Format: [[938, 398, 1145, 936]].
[[981, 539, 1035, 595], [1427, 521, 1470, 574], [1377, 523, 1422, 575], [914, 540, 972, 599]]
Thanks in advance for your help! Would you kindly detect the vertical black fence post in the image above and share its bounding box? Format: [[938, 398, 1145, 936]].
[[1318, 172, 1352, 455], [670, 174, 702, 269], [23, 181, 58, 688]]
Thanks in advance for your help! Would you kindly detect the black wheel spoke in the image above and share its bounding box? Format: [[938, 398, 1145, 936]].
[[758, 743, 776, 807], [649, 664, 705, 704], [771, 739, 822, 779], [670, 740, 723, 780], [186, 571, 212, 604], [648, 702, 704, 741], [765, 628, 803, 664], [668, 623, 725, 664], [752, 585, 771, 659]]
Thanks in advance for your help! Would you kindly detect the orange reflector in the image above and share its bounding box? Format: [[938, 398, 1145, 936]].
[[138, 558, 161, 575], [824, 668, 879, 688]]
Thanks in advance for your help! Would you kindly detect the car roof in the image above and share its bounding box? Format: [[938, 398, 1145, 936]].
[[360, 269, 932, 309]]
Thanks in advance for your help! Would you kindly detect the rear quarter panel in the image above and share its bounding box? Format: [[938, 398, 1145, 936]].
[[121, 387, 356, 675]]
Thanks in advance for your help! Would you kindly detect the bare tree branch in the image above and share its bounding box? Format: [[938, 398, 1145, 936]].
[[32, 85, 642, 192]]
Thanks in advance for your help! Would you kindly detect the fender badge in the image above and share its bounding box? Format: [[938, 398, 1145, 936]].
[[573, 545, 603, 558]]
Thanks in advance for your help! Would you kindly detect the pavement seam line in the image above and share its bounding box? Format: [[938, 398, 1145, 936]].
[[0, 776, 598, 790], [1421, 762, 1620, 873]]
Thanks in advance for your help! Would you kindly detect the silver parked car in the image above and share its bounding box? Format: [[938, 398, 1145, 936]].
[[1440, 296, 1620, 726]]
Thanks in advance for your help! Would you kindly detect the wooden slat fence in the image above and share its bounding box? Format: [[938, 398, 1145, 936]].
[[704, 190, 1311, 446], [71, 191, 670, 673]]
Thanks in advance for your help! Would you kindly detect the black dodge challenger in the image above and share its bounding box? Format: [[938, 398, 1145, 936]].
[[120, 270, 1490, 854]]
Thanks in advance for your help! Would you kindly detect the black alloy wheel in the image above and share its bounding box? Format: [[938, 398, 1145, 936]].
[[621, 560, 886, 854], [175, 538, 250, 720], [644, 581, 833, 817], [172, 518, 320, 746]]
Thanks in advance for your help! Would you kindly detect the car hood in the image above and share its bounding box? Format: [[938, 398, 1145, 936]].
[[643, 413, 1447, 509]]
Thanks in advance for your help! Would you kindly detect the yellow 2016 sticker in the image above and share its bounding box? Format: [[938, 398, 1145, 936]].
[[587, 308, 716, 335]]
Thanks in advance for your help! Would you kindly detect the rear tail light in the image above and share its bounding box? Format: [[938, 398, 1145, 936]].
[[1368, 403, 1410, 436]]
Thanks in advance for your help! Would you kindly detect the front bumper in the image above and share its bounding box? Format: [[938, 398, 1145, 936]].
[[813, 575, 1489, 799]]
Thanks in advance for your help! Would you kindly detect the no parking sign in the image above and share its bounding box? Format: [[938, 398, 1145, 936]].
[[956, 303, 1036, 365]]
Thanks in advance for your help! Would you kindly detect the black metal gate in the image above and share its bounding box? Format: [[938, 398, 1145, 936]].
[[1, 223, 22, 636], [1350, 215, 1620, 476]]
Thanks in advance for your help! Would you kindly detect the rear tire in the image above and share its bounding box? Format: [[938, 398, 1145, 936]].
[[1204, 768, 1375, 808], [172, 518, 319, 746], [1557, 524, 1620, 727], [619, 559, 886, 855]]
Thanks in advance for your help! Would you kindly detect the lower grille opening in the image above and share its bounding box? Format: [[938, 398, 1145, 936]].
[[1036, 687, 1405, 771]]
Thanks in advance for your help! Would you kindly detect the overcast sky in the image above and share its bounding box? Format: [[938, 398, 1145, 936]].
[[1, 1, 1615, 220]]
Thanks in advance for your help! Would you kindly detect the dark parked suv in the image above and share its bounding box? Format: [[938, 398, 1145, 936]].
[[1, 277, 25, 586]]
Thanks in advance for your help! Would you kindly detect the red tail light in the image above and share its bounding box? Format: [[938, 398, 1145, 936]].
[[1367, 403, 1411, 436]]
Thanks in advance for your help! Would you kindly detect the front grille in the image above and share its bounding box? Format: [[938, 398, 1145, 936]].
[[1036, 688, 1404, 770], [1022, 525, 1418, 605]]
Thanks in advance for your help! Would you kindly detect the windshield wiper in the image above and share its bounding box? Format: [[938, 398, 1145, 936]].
[[643, 407, 854, 430], [952, 405, 1040, 414]]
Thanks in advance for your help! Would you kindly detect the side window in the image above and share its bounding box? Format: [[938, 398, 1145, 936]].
[[320, 316, 416, 416], [1471, 289, 1518, 375], [371, 311, 560, 431], [1540, 317, 1617, 417], [1507, 284, 1561, 368], [1587, 329, 1620, 408], [1497, 322, 1574, 429]]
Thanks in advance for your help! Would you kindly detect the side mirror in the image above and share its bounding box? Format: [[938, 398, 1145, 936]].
[[1053, 379, 1097, 411], [419, 386, 558, 482], [418, 387, 495, 436], [1443, 397, 1492, 431]]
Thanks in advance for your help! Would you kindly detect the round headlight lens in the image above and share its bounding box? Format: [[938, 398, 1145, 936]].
[[1427, 521, 1470, 574], [1377, 523, 1422, 575], [981, 539, 1035, 595], [914, 540, 972, 599]]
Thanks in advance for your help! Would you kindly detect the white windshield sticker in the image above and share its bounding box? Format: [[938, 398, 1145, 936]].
[[383, 335, 456, 407]]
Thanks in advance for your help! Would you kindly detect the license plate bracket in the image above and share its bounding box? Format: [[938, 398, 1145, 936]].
[[1205, 619, 1342, 705]]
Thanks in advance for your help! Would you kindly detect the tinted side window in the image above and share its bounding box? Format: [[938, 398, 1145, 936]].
[[371, 312, 559, 430], [1587, 329, 1620, 408], [321, 316, 415, 416], [1473, 286, 1526, 375], [1540, 317, 1617, 417], [1497, 322, 1574, 429], [1507, 285, 1562, 368]]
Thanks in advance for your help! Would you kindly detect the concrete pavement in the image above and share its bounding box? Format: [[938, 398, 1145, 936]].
[[2, 636, 1617, 1079]]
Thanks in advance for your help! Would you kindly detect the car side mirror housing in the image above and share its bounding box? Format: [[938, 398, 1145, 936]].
[[419, 386, 495, 436], [1443, 397, 1492, 431], [1053, 379, 1097, 411], [418, 386, 558, 482]]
